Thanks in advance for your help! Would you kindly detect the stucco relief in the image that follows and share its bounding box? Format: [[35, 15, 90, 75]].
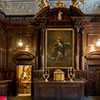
[[0, 1, 100, 15], [0, 1, 39, 15], [9, 2, 38, 15], [84, 1, 100, 14]]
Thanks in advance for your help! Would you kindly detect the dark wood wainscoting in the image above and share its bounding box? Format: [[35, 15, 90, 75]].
[[85, 51, 100, 96], [0, 80, 12, 96], [33, 81, 85, 100]]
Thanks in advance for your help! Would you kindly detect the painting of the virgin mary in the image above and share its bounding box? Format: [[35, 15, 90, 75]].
[[45, 28, 74, 69]]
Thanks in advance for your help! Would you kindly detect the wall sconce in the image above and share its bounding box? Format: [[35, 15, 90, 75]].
[[96, 39, 100, 47], [17, 18, 23, 47], [18, 39, 23, 47], [90, 45, 95, 52]]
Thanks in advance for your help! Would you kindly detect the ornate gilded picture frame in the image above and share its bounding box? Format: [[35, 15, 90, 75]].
[[45, 28, 74, 69]]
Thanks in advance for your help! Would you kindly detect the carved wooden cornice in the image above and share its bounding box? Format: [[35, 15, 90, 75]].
[[85, 51, 100, 60], [85, 51, 100, 65], [32, 6, 85, 28], [14, 51, 35, 65], [85, 15, 100, 23]]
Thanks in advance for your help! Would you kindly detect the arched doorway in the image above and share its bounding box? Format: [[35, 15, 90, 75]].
[[14, 51, 35, 96]]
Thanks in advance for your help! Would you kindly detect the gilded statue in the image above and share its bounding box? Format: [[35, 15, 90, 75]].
[[21, 66, 31, 82], [72, 0, 84, 9], [58, 10, 63, 20], [55, 0, 66, 8], [35, 0, 49, 9]]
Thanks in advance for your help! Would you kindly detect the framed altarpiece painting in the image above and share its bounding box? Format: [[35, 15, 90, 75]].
[[45, 28, 75, 69]]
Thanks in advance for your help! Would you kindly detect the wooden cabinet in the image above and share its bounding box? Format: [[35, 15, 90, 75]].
[[86, 65, 100, 95], [85, 51, 100, 96], [33, 81, 85, 100], [0, 80, 12, 96], [0, 84, 7, 96]]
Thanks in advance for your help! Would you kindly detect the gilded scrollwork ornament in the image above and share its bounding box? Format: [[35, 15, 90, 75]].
[[72, 0, 84, 10]]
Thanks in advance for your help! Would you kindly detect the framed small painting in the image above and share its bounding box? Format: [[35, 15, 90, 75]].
[[45, 28, 74, 69]]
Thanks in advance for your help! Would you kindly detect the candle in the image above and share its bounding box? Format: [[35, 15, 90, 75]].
[[72, 68, 74, 74]]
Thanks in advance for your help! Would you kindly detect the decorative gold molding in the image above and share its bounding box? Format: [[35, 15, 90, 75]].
[[54, 0, 66, 8]]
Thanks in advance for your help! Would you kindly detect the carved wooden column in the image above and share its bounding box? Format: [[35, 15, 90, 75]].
[[73, 19, 80, 70], [41, 28, 45, 71], [80, 26, 85, 70], [72, 17, 85, 70], [79, 18, 87, 70], [38, 28, 43, 70], [75, 25, 80, 70], [36, 28, 41, 70], [79, 25, 84, 70]]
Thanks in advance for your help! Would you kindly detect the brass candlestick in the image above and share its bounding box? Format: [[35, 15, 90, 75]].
[[43, 68, 50, 82], [68, 67, 75, 82]]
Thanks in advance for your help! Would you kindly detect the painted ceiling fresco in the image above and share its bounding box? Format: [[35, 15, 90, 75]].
[[0, 0, 100, 15]]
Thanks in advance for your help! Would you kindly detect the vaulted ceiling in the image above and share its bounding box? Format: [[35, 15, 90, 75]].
[[0, 0, 100, 15]]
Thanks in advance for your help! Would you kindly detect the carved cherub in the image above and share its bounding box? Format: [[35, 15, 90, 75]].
[[39, 0, 49, 9], [72, 0, 84, 9]]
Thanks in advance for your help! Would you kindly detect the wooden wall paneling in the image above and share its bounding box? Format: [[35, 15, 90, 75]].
[[85, 51, 100, 95], [34, 81, 85, 100], [5, 18, 38, 95], [33, 28, 39, 70], [6, 33, 13, 69], [0, 10, 6, 69], [2, 6, 100, 96], [30, 6, 86, 81], [84, 19, 100, 56]]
